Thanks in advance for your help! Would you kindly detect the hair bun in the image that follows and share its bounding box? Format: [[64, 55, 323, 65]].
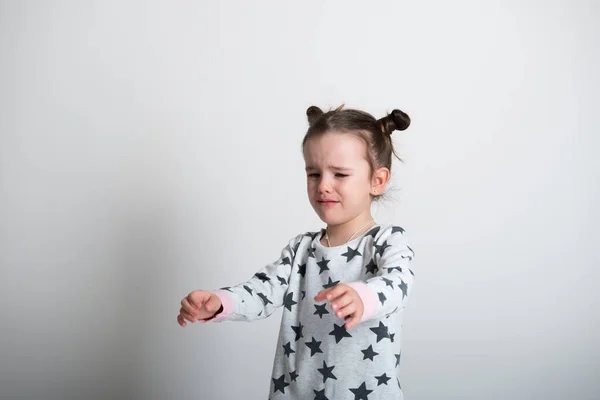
[[306, 106, 324, 126], [379, 109, 410, 135]]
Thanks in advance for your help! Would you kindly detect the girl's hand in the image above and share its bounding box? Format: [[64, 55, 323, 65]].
[[314, 284, 364, 330], [177, 290, 223, 327]]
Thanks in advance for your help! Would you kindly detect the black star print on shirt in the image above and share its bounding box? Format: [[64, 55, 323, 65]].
[[282, 342, 295, 357], [314, 303, 329, 318], [277, 276, 288, 285], [289, 370, 298, 382], [378, 292, 386, 305], [395, 352, 401, 367], [219, 286, 233, 292], [364, 259, 378, 275], [365, 226, 381, 238], [323, 277, 340, 289], [243, 285, 253, 295], [307, 247, 316, 258], [313, 389, 329, 400], [388, 267, 402, 273], [280, 256, 291, 266], [361, 345, 379, 361], [374, 240, 391, 258], [329, 323, 352, 343], [398, 280, 408, 299], [284, 292, 297, 311], [349, 382, 372, 400], [317, 257, 330, 274], [370, 321, 390, 342], [390, 333, 395, 342], [301, 290, 306, 300], [255, 272, 270, 282], [297, 263, 306, 277], [392, 226, 405, 234], [291, 322, 304, 341], [305, 337, 323, 357], [258, 293, 272, 306], [341, 246, 362, 262], [292, 241, 301, 255], [317, 360, 337, 383], [381, 277, 394, 288], [375, 373, 391, 386], [272, 374, 289, 394]]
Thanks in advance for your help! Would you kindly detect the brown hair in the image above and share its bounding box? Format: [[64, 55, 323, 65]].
[[302, 105, 411, 178]]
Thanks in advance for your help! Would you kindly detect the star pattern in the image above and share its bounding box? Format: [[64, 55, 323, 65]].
[[284, 292, 298, 311], [258, 292, 272, 305], [289, 370, 298, 382], [365, 226, 381, 238], [280, 256, 291, 266], [375, 373, 391, 386], [255, 272, 270, 282], [349, 382, 372, 400], [305, 337, 323, 357], [329, 323, 352, 343], [282, 341, 295, 357], [341, 246, 362, 262], [297, 263, 307, 277], [370, 321, 390, 342], [317, 360, 337, 383], [314, 303, 329, 318], [364, 259, 378, 275], [323, 277, 339, 289], [272, 374, 289, 394], [234, 225, 413, 398], [374, 240, 391, 257], [317, 257, 330, 274], [392, 226, 405, 234], [398, 280, 408, 299], [291, 322, 304, 341], [361, 345, 379, 361], [381, 277, 394, 288]]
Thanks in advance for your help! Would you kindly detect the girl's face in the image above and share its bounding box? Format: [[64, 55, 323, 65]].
[[303, 132, 374, 227]]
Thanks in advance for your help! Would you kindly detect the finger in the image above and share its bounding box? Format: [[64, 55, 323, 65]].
[[181, 298, 198, 314], [203, 294, 222, 314], [187, 291, 209, 309], [345, 309, 364, 330], [177, 314, 187, 327], [314, 287, 334, 302], [180, 308, 197, 323], [335, 303, 357, 319], [324, 284, 349, 302], [330, 293, 354, 312]]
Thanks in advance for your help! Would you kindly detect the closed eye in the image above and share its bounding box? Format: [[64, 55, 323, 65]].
[[335, 173, 349, 178], [308, 173, 320, 178]]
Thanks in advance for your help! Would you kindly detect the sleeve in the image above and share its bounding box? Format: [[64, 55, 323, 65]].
[[347, 226, 416, 323], [203, 234, 304, 323]]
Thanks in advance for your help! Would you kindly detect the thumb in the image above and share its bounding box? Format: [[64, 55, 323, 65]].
[[204, 294, 223, 313]]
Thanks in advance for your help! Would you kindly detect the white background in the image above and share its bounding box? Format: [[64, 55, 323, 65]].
[[1, 1, 598, 399]]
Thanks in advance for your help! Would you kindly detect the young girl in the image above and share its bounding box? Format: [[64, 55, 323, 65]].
[[177, 105, 416, 400]]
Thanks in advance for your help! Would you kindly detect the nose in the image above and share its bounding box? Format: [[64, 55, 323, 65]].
[[318, 176, 332, 193]]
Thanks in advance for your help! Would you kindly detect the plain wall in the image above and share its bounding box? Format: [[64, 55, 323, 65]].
[[1, 1, 598, 399]]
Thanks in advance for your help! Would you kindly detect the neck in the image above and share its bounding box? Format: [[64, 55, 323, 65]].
[[325, 213, 375, 247]]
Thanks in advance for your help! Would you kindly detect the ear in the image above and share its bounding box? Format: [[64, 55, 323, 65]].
[[370, 167, 390, 196]]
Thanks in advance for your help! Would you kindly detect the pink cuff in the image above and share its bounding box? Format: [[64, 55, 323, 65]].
[[200, 290, 234, 322], [348, 281, 377, 323]]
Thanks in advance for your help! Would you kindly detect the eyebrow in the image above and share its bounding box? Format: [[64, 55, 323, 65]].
[[305, 165, 353, 172]]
